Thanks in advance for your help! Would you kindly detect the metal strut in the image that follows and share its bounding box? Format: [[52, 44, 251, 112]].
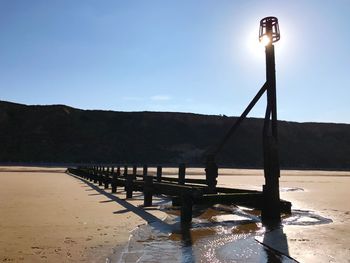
[[204, 82, 268, 193], [210, 82, 268, 158]]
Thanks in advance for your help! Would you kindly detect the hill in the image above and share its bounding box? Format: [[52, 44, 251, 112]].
[[0, 100, 349, 169]]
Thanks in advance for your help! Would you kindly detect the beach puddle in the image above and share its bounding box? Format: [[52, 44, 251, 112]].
[[283, 209, 333, 226], [280, 187, 304, 192], [117, 204, 332, 263]]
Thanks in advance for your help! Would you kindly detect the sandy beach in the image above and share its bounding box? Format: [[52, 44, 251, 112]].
[[0, 166, 166, 262], [1, 166, 349, 262]]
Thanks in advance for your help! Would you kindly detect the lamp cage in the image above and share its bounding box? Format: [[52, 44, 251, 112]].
[[259, 16, 280, 43]]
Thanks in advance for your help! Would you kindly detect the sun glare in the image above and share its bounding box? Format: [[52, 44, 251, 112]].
[[245, 27, 266, 61], [260, 35, 271, 46]]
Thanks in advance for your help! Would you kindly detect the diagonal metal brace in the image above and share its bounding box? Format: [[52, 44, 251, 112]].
[[210, 82, 268, 157]]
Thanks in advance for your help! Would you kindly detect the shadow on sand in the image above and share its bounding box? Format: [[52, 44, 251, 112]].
[[67, 172, 197, 262]]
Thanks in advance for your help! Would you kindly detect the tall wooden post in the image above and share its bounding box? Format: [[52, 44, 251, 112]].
[[260, 17, 281, 223]]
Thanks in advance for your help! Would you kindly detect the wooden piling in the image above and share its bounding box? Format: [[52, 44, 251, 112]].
[[93, 166, 98, 183], [178, 163, 186, 185], [205, 157, 218, 194], [123, 166, 128, 191], [99, 166, 103, 186], [89, 166, 93, 181], [143, 165, 148, 182], [116, 166, 121, 187], [82, 167, 86, 179], [87, 167, 91, 181], [143, 175, 153, 207], [126, 172, 134, 199], [132, 165, 137, 178], [132, 165, 137, 182], [181, 193, 193, 224], [104, 167, 110, 189], [111, 166, 117, 193], [156, 166, 162, 182]]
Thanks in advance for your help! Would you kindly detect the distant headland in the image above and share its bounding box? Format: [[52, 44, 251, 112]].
[[1, 100, 349, 170]]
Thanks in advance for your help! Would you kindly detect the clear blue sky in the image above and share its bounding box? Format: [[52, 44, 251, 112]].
[[1, 1, 349, 123]]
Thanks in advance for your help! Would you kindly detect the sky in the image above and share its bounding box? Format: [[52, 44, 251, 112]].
[[0, 0, 349, 123]]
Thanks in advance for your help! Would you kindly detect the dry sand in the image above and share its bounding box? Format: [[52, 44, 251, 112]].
[[0, 166, 165, 262], [1, 166, 349, 262]]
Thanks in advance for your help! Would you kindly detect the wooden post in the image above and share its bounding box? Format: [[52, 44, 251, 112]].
[[123, 166, 128, 191], [143, 165, 148, 182], [111, 166, 117, 193], [89, 166, 93, 181], [87, 167, 91, 181], [91, 166, 94, 181], [143, 175, 153, 207], [133, 165, 137, 175], [205, 156, 218, 194], [126, 172, 134, 199], [261, 23, 281, 223], [181, 193, 193, 224], [104, 167, 110, 189], [132, 165, 137, 180], [156, 166, 162, 182], [82, 167, 86, 179], [95, 166, 98, 183], [93, 166, 98, 183], [99, 166, 103, 186], [116, 166, 121, 186], [178, 163, 186, 185], [83, 167, 87, 180]]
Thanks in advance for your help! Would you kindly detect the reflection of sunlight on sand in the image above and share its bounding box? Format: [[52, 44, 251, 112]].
[[121, 202, 334, 262], [283, 210, 332, 226]]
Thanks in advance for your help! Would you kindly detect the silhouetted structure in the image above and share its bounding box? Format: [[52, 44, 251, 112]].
[[260, 16, 281, 223], [205, 16, 282, 223], [68, 164, 291, 224]]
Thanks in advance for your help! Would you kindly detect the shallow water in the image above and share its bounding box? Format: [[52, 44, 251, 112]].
[[115, 202, 332, 263]]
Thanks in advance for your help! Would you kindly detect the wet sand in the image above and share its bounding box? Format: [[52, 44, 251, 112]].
[[1, 166, 349, 262], [217, 173, 350, 262], [122, 168, 350, 263]]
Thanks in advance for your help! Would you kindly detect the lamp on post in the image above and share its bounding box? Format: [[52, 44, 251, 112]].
[[259, 16, 281, 224], [204, 16, 285, 224]]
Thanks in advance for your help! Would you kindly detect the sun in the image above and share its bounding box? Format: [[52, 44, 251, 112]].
[[259, 35, 271, 46], [245, 28, 266, 61]]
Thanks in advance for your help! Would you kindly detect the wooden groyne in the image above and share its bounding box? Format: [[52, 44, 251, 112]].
[[67, 165, 291, 224]]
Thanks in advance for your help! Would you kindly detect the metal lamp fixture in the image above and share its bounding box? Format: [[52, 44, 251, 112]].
[[259, 16, 280, 44]]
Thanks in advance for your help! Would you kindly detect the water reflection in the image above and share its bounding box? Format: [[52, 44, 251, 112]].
[[119, 204, 331, 262], [180, 224, 195, 263]]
